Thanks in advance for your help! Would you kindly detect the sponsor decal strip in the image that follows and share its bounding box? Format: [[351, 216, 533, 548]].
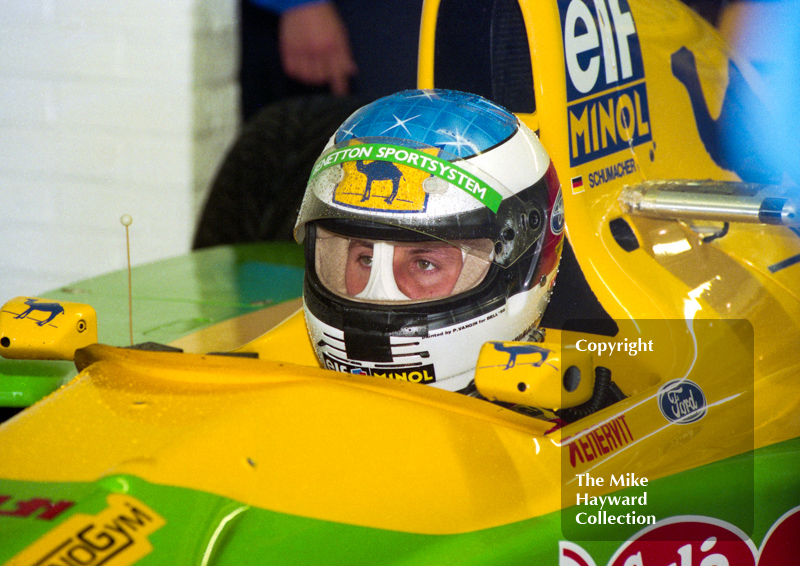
[[0, 495, 74, 521], [587, 157, 638, 188], [561, 507, 800, 565], [310, 143, 503, 213], [567, 414, 635, 467], [322, 353, 437, 383], [7, 494, 165, 566], [561, 0, 652, 167]]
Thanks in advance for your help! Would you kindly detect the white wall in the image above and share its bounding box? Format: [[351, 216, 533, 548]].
[[0, 0, 239, 301]]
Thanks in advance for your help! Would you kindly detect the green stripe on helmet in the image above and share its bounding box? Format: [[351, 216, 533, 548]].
[[310, 143, 503, 213]]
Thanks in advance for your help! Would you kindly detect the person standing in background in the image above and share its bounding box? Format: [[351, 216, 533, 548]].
[[240, 0, 423, 120]]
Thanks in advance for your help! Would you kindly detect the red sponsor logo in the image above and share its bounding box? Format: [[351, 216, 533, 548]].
[[560, 507, 800, 565], [0, 495, 74, 521], [566, 415, 634, 467]]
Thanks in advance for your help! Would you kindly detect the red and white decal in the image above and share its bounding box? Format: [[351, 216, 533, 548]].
[[560, 507, 800, 565]]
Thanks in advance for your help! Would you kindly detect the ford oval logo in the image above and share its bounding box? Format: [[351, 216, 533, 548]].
[[658, 379, 707, 424]]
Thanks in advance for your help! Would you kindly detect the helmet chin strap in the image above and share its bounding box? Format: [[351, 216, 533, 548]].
[[355, 242, 411, 301]]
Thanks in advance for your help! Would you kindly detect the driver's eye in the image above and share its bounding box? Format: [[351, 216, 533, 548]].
[[359, 255, 373, 267], [416, 259, 435, 271]]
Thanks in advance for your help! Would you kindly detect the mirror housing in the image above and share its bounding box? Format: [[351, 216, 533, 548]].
[[0, 297, 98, 361], [475, 341, 594, 409]]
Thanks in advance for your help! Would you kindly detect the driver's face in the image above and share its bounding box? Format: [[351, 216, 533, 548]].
[[345, 240, 464, 300]]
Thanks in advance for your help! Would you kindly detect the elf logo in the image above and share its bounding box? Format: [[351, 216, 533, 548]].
[[559, 0, 652, 167]]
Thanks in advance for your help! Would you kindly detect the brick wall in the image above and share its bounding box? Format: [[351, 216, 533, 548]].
[[0, 0, 239, 301]]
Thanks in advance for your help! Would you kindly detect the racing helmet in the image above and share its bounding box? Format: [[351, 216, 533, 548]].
[[294, 89, 564, 392]]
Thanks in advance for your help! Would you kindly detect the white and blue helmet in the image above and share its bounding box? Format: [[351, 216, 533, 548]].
[[295, 89, 563, 392]]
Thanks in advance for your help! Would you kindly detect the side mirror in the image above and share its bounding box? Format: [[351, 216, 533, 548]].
[[475, 341, 594, 410], [0, 297, 98, 361]]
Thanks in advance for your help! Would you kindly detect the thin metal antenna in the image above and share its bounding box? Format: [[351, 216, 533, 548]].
[[120, 214, 134, 346]]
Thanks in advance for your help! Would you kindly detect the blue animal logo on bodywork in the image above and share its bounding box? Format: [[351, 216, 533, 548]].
[[658, 378, 708, 424], [671, 47, 783, 184], [13, 298, 65, 327], [492, 342, 553, 370]]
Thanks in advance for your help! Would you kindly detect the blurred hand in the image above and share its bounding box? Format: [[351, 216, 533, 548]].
[[279, 2, 358, 95]]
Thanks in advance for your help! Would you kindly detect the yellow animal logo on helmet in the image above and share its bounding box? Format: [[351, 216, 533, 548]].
[[332, 148, 439, 213]]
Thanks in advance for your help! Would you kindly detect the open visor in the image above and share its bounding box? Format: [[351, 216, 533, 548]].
[[295, 137, 548, 268], [315, 227, 494, 304]]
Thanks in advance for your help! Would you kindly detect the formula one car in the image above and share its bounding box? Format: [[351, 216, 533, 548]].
[[1, 0, 799, 564]]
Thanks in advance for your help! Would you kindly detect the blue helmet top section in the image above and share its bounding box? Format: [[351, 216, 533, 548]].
[[333, 89, 519, 158]]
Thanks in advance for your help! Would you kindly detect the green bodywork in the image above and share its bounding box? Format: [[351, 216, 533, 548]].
[[0, 438, 796, 564], [0, 243, 305, 408]]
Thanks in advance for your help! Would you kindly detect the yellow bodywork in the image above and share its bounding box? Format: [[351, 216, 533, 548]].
[[0, 342, 559, 534], [419, 0, 799, 324], [1, 0, 799, 540], [475, 340, 595, 409]]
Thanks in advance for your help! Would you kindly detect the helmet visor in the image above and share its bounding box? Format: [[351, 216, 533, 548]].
[[315, 227, 494, 303]]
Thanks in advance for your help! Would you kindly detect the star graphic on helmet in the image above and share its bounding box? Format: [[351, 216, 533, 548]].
[[435, 128, 481, 157], [407, 90, 440, 101], [339, 117, 363, 139], [380, 114, 421, 137]]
